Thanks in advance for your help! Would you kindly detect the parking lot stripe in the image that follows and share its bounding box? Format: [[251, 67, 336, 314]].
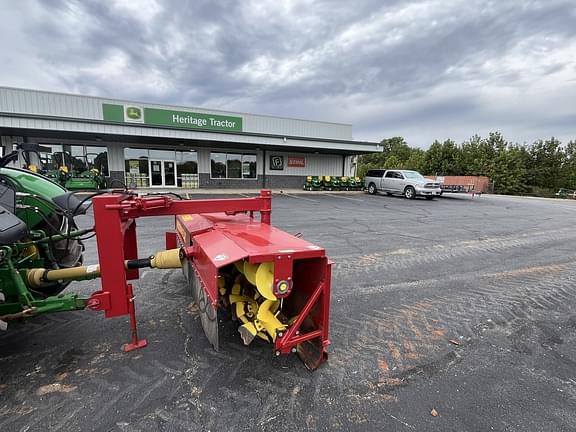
[[280, 193, 319, 202], [321, 193, 365, 202]]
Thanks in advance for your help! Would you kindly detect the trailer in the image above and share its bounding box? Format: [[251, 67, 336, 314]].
[[426, 176, 490, 196]]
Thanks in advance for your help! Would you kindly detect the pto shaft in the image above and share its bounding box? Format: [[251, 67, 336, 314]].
[[27, 248, 183, 289]]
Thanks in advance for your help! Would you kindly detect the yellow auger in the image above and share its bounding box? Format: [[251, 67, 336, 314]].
[[226, 260, 287, 345]]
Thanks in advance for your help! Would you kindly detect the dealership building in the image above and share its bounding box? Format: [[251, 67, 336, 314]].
[[0, 87, 381, 189]]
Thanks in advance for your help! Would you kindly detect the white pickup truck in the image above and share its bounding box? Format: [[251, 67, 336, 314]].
[[364, 169, 442, 200]]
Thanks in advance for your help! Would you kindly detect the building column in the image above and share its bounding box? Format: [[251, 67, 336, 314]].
[[0, 136, 9, 156], [197, 148, 211, 188], [106, 142, 125, 187], [1, 137, 21, 165], [344, 155, 357, 176]]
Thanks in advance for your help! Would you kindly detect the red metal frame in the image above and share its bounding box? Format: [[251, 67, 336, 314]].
[[89, 190, 273, 349], [88, 189, 330, 368]]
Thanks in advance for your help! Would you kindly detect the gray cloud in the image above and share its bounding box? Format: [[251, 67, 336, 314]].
[[0, 0, 575, 146]]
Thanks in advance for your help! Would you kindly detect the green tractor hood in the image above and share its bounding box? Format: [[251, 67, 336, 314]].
[[0, 167, 73, 229]]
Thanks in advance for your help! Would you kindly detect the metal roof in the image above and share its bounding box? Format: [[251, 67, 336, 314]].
[[0, 87, 382, 154]]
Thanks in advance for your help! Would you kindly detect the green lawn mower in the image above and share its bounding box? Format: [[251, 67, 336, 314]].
[[62, 166, 106, 191], [348, 176, 363, 191], [322, 176, 341, 191], [303, 175, 323, 191], [19, 144, 105, 191], [339, 176, 350, 190]]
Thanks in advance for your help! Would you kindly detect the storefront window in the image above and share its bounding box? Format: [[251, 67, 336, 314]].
[[124, 148, 198, 188], [227, 154, 242, 179], [211, 152, 257, 179], [86, 146, 109, 176], [125, 148, 149, 160], [124, 148, 150, 188], [211, 153, 227, 178], [66, 145, 87, 171], [176, 151, 198, 173], [176, 151, 198, 188], [149, 149, 176, 160], [37, 143, 108, 175], [36, 144, 62, 171], [242, 154, 257, 179]]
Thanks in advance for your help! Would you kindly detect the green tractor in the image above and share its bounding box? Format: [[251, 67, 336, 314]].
[[0, 149, 90, 329], [18, 144, 106, 190], [50, 150, 106, 191]]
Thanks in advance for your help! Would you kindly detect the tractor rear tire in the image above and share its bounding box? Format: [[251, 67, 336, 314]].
[[34, 214, 85, 297]]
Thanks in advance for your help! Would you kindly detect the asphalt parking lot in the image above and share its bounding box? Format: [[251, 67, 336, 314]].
[[2, 191, 576, 431]]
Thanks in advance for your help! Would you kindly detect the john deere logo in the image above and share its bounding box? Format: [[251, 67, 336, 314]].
[[124, 105, 144, 123]]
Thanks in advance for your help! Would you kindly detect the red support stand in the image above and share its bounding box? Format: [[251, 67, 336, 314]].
[[121, 284, 148, 352]]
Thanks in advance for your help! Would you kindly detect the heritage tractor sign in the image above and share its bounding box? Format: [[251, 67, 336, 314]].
[[103, 103, 243, 132]]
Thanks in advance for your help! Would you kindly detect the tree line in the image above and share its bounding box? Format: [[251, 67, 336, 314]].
[[357, 132, 576, 195]]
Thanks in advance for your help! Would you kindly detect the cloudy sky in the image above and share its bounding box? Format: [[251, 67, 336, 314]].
[[1, 0, 575, 147]]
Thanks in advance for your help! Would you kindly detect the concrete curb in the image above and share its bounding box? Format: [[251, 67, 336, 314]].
[[130, 188, 367, 195], [487, 194, 576, 203]]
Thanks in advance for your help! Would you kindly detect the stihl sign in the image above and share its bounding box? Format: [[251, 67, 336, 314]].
[[288, 157, 306, 168]]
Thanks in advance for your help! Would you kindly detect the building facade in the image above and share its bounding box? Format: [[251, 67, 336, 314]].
[[0, 87, 381, 189]]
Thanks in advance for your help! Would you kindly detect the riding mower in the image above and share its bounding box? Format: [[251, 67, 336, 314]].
[[302, 176, 323, 191], [63, 166, 106, 190], [18, 143, 105, 190], [348, 176, 363, 191], [322, 175, 341, 191], [51, 150, 106, 190]]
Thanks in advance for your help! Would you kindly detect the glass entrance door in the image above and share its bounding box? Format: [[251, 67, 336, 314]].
[[150, 160, 163, 186], [149, 160, 177, 187], [164, 161, 176, 186]]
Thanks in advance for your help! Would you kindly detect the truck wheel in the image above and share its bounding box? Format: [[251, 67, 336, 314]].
[[404, 186, 416, 199], [368, 183, 377, 195]]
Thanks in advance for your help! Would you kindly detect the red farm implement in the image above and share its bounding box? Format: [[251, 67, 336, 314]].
[[0, 157, 331, 370], [81, 190, 330, 369]]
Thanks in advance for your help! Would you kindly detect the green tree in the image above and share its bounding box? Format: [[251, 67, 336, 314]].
[[356, 131, 572, 197], [460, 133, 497, 176], [491, 143, 527, 194], [405, 149, 426, 172], [358, 136, 413, 176], [383, 155, 403, 169], [380, 137, 412, 162], [423, 139, 462, 175], [526, 137, 564, 189], [559, 140, 576, 189]]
